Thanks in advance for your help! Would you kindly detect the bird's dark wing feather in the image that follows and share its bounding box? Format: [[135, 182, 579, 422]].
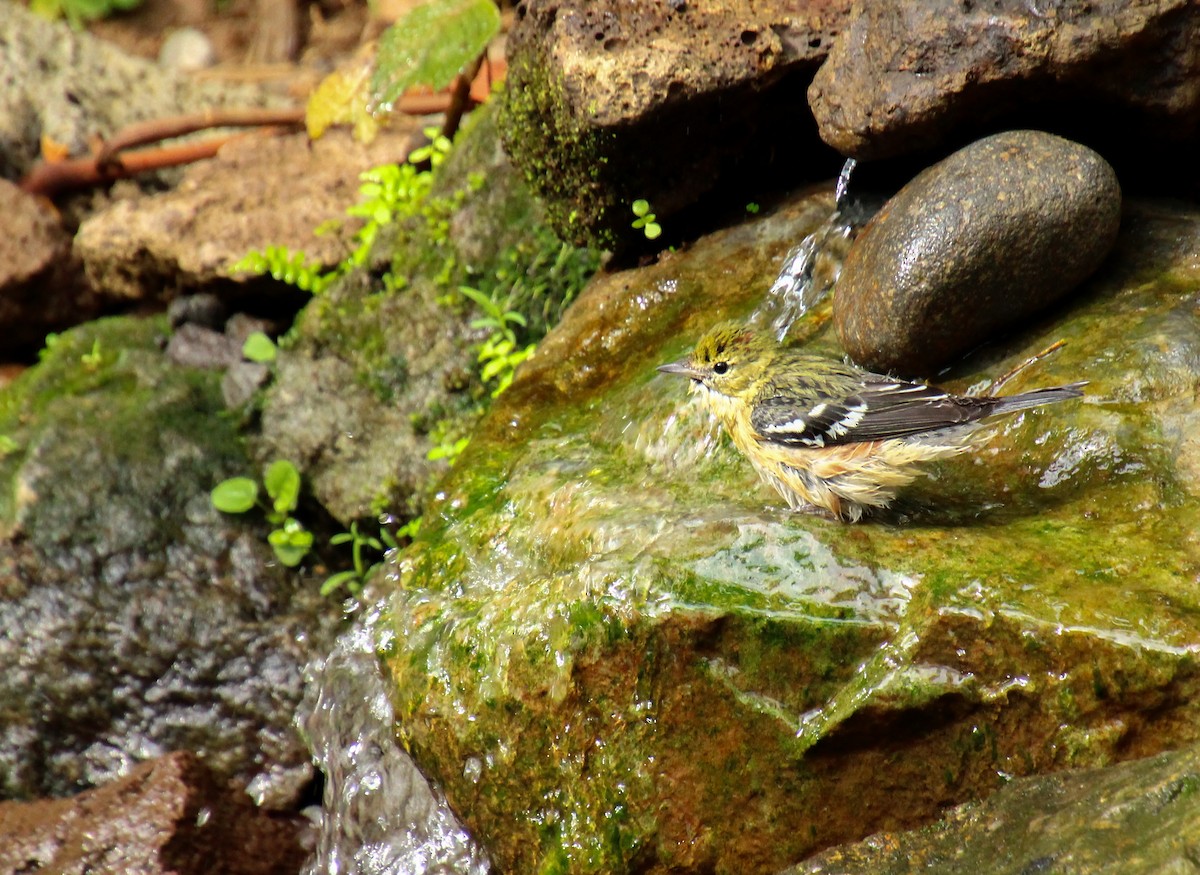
[[752, 379, 993, 447]]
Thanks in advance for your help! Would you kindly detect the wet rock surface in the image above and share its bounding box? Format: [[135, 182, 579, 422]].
[[374, 192, 1200, 874], [833, 130, 1121, 376], [0, 751, 309, 875], [0, 317, 337, 807], [792, 742, 1200, 874], [807, 0, 1200, 165], [501, 0, 852, 247]]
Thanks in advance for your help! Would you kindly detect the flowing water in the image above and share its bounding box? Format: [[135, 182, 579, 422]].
[[300, 594, 491, 874]]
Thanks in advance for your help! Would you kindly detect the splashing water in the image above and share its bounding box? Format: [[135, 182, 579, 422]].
[[752, 210, 858, 341], [750, 159, 879, 341], [300, 597, 490, 875]]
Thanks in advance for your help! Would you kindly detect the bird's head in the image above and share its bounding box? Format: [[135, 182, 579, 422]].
[[657, 322, 773, 398]]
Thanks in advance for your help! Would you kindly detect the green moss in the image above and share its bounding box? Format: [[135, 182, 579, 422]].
[[499, 51, 620, 249], [0, 316, 248, 551]]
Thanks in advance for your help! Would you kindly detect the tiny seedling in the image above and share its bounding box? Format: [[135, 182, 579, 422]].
[[242, 332, 278, 363], [459, 285, 535, 398], [631, 199, 662, 240], [211, 459, 313, 567], [321, 520, 401, 596]]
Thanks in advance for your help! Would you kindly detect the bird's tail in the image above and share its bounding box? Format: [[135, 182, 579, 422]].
[[991, 382, 1087, 416]]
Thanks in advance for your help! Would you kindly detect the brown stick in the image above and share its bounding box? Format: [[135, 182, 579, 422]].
[[986, 340, 1068, 394], [441, 52, 486, 142], [20, 132, 275, 197], [94, 107, 307, 167], [19, 57, 505, 199]]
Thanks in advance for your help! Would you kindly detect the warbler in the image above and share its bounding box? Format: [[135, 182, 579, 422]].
[[658, 322, 1085, 522]]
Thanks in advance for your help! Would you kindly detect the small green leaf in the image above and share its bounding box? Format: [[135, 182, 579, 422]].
[[321, 570, 359, 596], [644, 222, 662, 240], [242, 332, 277, 363], [632, 199, 650, 218], [330, 532, 355, 546], [264, 459, 301, 514], [268, 519, 313, 566], [480, 357, 507, 381], [211, 477, 259, 514]]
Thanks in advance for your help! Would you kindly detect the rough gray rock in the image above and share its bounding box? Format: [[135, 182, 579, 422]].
[[0, 2, 276, 180], [0, 317, 337, 808], [833, 131, 1121, 376]]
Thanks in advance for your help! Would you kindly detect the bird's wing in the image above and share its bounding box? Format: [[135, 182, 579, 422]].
[[752, 380, 989, 447]]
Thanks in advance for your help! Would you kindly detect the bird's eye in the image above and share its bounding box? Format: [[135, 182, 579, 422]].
[[713, 361, 729, 375]]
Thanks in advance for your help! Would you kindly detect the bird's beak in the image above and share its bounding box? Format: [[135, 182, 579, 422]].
[[657, 359, 703, 380]]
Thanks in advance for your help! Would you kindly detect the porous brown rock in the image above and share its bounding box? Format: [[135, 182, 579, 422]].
[[0, 751, 308, 875], [0, 180, 98, 357], [501, 0, 854, 248], [808, 0, 1200, 166]]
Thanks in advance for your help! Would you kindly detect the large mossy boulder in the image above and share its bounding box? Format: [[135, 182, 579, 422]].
[[381, 194, 1200, 873]]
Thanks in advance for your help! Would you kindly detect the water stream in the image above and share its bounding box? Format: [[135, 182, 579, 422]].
[[300, 594, 491, 874]]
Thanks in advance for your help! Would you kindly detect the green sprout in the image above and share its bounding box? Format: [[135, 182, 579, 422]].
[[631, 199, 662, 240], [80, 338, 104, 371], [211, 459, 313, 567], [322, 520, 400, 596], [459, 285, 536, 398], [242, 332, 278, 363]]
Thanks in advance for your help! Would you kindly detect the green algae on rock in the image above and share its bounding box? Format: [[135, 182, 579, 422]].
[[379, 195, 1200, 874]]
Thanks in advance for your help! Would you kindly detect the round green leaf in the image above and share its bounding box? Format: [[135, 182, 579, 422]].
[[269, 520, 313, 567], [264, 459, 301, 514], [211, 477, 258, 513], [242, 331, 277, 363]]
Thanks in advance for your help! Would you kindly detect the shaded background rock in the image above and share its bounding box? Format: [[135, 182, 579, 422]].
[[256, 104, 600, 524], [0, 2, 280, 181], [808, 0, 1200, 186], [792, 743, 1200, 874], [0, 751, 308, 875], [833, 130, 1121, 376], [0, 317, 337, 807], [0, 180, 99, 357], [500, 0, 852, 249]]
